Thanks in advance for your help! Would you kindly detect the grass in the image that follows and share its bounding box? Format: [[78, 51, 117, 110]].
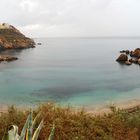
[[0, 103, 140, 140]]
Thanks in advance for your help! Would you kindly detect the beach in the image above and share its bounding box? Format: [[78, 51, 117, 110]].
[[87, 99, 140, 115], [1, 99, 140, 116]]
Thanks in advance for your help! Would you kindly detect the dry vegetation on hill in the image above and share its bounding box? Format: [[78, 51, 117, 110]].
[[0, 23, 35, 49]]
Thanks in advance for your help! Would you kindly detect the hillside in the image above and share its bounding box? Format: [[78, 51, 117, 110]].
[[0, 23, 35, 49]]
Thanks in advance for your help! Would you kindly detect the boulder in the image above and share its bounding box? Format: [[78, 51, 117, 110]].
[[138, 59, 140, 65], [0, 55, 18, 62], [129, 58, 138, 64], [131, 48, 140, 58], [37, 43, 42, 45], [130, 51, 134, 57], [120, 50, 129, 55], [116, 54, 128, 62], [125, 60, 132, 65]]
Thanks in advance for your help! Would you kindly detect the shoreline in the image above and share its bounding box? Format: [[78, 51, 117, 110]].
[[1, 99, 140, 115], [87, 99, 140, 115]]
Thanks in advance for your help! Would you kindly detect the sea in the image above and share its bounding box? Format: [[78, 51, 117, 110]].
[[0, 38, 140, 108]]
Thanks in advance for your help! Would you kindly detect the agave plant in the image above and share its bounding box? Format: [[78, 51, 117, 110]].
[[2, 112, 55, 140]]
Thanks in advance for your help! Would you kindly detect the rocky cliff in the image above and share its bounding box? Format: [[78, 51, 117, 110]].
[[0, 23, 35, 49]]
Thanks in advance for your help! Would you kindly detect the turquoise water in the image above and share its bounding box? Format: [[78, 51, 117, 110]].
[[0, 38, 140, 108]]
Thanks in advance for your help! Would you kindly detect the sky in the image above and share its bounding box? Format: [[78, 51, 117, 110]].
[[0, 0, 140, 37]]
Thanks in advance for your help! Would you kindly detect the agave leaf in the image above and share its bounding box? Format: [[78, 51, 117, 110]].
[[2, 125, 19, 140], [32, 112, 41, 129], [26, 111, 33, 140], [47, 123, 55, 140], [32, 120, 44, 140], [19, 113, 32, 140], [25, 129, 29, 140], [20, 111, 42, 140], [2, 133, 9, 140]]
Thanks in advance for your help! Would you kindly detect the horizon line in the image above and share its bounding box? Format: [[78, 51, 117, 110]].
[[32, 36, 140, 39]]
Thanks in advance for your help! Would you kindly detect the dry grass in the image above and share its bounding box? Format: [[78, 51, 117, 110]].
[[0, 103, 140, 140]]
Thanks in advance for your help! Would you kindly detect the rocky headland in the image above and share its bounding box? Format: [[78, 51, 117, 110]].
[[0, 23, 35, 49], [116, 48, 140, 65], [0, 23, 35, 62]]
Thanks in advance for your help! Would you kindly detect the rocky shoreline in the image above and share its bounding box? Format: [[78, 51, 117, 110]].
[[0, 55, 18, 62], [0, 23, 36, 62], [116, 48, 140, 65]]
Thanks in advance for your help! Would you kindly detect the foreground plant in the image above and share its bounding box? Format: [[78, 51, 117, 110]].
[[2, 112, 55, 140]]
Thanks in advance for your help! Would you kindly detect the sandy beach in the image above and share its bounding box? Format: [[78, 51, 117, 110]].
[[86, 99, 140, 115], [1, 99, 140, 116]]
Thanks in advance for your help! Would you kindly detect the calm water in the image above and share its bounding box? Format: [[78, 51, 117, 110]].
[[0, 38, 140, 108]]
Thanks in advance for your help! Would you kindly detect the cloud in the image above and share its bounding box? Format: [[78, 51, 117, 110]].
[[0, 0, 140, 37], [20, 0, 38, 12]]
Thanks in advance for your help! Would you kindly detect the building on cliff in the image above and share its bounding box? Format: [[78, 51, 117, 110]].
[[0, 23, 12, 29]]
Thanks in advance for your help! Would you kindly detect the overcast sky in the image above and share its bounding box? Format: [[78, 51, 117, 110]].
[[0, 0, 140, 37]]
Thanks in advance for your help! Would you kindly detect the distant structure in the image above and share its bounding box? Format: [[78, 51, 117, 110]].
[[0, 23, 12, 29], [0, 23, 21, 34]]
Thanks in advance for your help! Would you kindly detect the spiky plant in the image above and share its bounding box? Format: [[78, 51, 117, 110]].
[[2, 112, 55, 140]]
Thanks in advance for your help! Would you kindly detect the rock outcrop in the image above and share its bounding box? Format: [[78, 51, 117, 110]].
[[0, 55, 18, 62], [0, 23, 35, 49], [116, 54, 128, 62], [120, 50, 129, 55], [130, 48, 140, 58], [116, 48, 140, 66], [125, 60, 132, 65]]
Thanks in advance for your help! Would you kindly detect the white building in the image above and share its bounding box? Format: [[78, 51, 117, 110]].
[[0, 23, 11, 29]]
